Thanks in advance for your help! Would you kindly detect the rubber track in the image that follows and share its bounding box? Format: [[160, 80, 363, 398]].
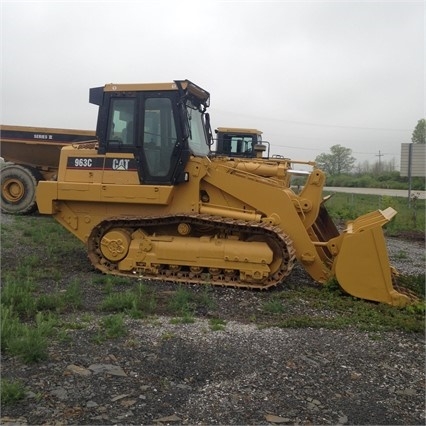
[[88, 214, 296, 289]]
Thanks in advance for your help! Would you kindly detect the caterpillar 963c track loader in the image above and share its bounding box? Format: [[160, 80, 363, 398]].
[[35, 80, 411, 306]]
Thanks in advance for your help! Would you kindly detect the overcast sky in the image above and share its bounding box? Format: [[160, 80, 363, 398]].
[[1, 0, 424, 167]]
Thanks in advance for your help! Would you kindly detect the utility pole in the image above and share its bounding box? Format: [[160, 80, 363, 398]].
[[376, 150, 384, 173]]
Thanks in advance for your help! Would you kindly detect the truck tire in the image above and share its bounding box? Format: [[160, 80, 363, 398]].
[[1, 164, 42, 214]]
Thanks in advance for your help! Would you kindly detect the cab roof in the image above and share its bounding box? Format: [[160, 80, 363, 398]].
[[90, 80, 210, 107], [216, 127, 263, 135]]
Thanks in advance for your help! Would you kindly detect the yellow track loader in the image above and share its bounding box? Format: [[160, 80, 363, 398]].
[[213, 127, 268, 158], [34, 80, 411, 306]]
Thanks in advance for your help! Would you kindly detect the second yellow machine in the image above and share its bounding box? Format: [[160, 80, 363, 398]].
[[36, 80, 410, 306]]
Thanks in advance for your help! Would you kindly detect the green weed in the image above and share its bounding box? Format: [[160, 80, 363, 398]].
[[61, 313, 94, 330], [170, 311, 195, 324], [99, 283, 157, 317], [168, 286, 195, 315], [394, 250, 409, 259], [36, 292, 64, 312], [1, 379, 26, 406], [209, 318, 226, 331], [161, 331, 176, 339], [197, 285, 217, 310], [262, 298, 285, 314], [100, 291, 136, 312], [0, 305, 24, 351], [103, 313, 127, 338], [396, 274, 425, 297], [1, 278, 37, 317], [35, 281, 82, 313], [4, 312, 57, 363], [94, 314, 127, 342], [63, 280, 83, 310]]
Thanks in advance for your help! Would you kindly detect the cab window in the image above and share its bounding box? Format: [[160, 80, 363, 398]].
[[143, 98, 177, 177], [107, 98, 136, 147]]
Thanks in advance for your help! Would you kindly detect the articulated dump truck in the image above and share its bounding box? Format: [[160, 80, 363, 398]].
[[2, 80, 413, 306], [0, 125, 96, 214]]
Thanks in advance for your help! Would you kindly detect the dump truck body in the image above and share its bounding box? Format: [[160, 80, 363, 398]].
[[31, 80, 412, 306], [0, 125, 95, 213]]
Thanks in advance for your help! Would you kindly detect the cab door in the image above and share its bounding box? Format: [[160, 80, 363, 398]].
[[141, 96, 182, 183], [101, 92, 188, 185]]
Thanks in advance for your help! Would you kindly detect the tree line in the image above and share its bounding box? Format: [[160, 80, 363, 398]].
[[311, 119, 425, 190]]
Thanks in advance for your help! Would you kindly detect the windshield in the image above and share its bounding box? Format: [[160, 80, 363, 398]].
[[186, 104, 210, 156]]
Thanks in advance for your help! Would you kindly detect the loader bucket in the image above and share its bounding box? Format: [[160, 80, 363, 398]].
[[332, 207, 411, 307]]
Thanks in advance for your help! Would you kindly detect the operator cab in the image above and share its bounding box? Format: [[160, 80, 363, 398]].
[[213, 127, 269, 158], [89, 80, 211, 185]]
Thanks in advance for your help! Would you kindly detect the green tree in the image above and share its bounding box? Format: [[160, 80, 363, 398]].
[[315, 144, 356, 175], [411, 118, 426, 144]]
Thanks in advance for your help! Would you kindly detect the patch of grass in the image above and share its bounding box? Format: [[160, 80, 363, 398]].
[[103, 313, 127, 338], [2, 274, 82, 318], [60, 313, 95, 334], [168, 287, 194, 313], [57, 329, 72, 343], [36, 292, 64, 312], [161, 331, 176, 340], [94, 314, 127, 343], [1, 379, 26, 406], [209, 318, 226, 331], [3, 311, 57, 363], [262, 297, 285, 314], [63, 280, 83, 310], [394, 250, 409, 260], [403, 302, 426, 315], [166, 285, 214, 320], [197, 285, 217, 310], [271, 287, 425, 333], [134, 283, 157, 315], [35, 281, 83, 314], [171, 311, 195, 324], [1, 278, 37, 318], [0, 305, 24, 351], [277, 315, 336, 329], [396, 274, 425, 297], [92, 275, 134, 288], [17, 215, 79, 251], [323, 192, 425, 234], [99, 283, 157, 318], [100, 291, 137, 312]]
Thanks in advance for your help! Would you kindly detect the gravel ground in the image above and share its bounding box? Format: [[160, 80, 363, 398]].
[[1, 319, 425, 426], [1, 213, 425, 426]]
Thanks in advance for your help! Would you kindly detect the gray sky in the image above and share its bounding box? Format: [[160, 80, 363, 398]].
[[1, 0, 424, 167]]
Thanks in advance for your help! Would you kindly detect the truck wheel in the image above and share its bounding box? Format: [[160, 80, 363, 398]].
[[1, 164, 41, 214]]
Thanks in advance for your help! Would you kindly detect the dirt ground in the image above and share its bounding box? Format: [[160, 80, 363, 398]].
[[1, 213, 425, 425]]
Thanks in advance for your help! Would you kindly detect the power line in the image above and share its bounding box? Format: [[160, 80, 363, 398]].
[[211, 108, 411, 132]]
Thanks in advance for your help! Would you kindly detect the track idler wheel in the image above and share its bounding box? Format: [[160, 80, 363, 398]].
[[100, 229, 131, 262]]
